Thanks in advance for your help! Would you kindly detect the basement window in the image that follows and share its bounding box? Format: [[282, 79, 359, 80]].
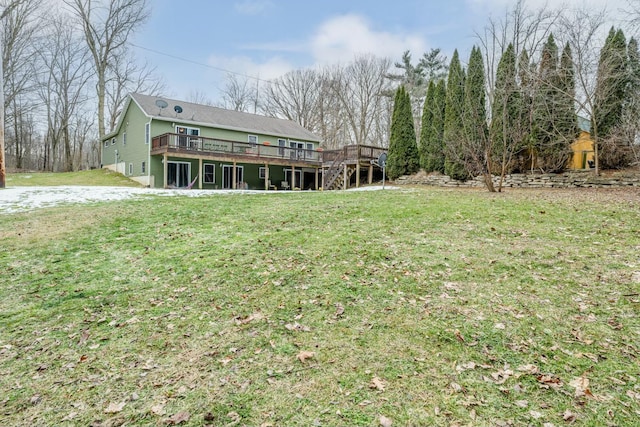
[[204, 164, 215, 184]]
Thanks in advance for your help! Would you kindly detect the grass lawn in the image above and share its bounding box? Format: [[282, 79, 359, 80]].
[[6, 169, 142, 187], [1, 187, 639, 426]]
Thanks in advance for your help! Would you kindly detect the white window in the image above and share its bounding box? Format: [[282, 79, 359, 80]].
[[176, 126, 200, 148], [123, 132, 127, 145], [248, 134, 258, 146], [104, 139, 109, 148], [111, 137, 116, 145], [145, 123, 150, 144], [306, 143, 314, 150], [259, 167, 267, 179], [128, 163, 133, 175], [204, 164, 215, 184], [278, 138, 286, 156], [141, 161, 146, 174]]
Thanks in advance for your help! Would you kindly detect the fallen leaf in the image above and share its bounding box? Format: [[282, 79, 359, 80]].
[[369, 376, 386, 391], [529, 410, 543, 419], [285, 322, 311, 332], [297, 351, 315, 362], [334, 303, 345, 318], [454, 329, 465, 342], [226, 411, 241, 425], [456, 362, 477, 372], [450, 382, 464, 393], [236, 312, 263, 325], [515, 400, 528, 408], [517, 364, 539, 375], [379, 415, 393, 427], [536, 374, 562, 389], [626, 390, 640, 400], [104, 401, 126, 414], [166, 411, 190, 425], [62, 412, 78, 421], [563, 409, 577, 422], [569, 375, 596, 399], [151, 404, 166, 416], [78, 329, 90, 345], [494, 322, 506, 330]]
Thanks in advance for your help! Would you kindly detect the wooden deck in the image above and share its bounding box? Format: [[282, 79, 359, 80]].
[[151, 133, 322, 168], [151, 133, 386, 189]]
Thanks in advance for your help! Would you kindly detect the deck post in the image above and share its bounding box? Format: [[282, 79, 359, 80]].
[[368, 165, 373, 184], [163, 153, 168, 188], [343, 163, 347, 190], [356, 163, 361, 188], [315, 168, 319, 190], [264, 163, 269, 190], [292, 165, 296, 189], [232, 161, 237, 189], [198, 158, 203, 189]]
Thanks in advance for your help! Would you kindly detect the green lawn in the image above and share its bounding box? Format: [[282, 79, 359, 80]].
[[6, 169, 142, 187], [1, 187, 639, 426]]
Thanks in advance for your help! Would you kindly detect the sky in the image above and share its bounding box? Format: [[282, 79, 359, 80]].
[[130, 0, 631, 102]]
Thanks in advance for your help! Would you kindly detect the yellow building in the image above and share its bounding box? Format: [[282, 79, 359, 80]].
[[568, 116, 595, 170]]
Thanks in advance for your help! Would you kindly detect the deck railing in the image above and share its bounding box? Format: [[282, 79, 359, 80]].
[[152, 133, 322, 163], [152, 133, 386, 167]]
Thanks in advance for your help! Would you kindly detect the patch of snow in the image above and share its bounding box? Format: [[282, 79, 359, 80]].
[[0, 185, 397, 214]]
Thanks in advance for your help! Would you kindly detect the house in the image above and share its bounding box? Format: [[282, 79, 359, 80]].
[[568, 116, 595, 170], [101, 93, 324, 190]]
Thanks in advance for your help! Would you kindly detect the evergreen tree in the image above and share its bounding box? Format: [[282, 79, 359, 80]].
[[491, 43, 522, 183], [419, 81, 435, 170], [429, 79, 447, 173], [443, 49, 468, 180], [387, 86, 420, 180], [556, 43, 578, 144], [462, 46, 493, 190], [594, 28, 628, 140], [532, 33, 568, 172], [593, 27, 630, 168], [623, 37, 640, 147], [518, 48, 535, 171]]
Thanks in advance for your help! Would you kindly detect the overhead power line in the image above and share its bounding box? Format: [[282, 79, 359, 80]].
[[129, 42, 274, 84]]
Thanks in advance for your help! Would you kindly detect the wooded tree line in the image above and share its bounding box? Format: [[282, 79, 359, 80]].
[[1, 0, 161, 173], [3, 0, 640, 180], [387, 1, 640, 190]]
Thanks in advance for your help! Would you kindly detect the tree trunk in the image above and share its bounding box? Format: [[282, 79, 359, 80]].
[[483, 172, 496, 192]]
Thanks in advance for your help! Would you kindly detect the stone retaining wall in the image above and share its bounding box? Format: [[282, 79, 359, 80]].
[[393, 170, 640, 189]]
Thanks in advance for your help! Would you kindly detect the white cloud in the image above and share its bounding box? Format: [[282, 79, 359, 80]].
[[310, 14, 427, 64], [234, 0, 274, 16]]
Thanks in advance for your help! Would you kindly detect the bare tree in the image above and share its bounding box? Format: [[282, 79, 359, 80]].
[[220, 73, 258, 112], [64, 0, 150, 139], [1, 0, 34, 186], [106, 52, 165, 134], [262, 69, 321, 129], [187, 89, 213, 106], [330, 55, 392, 147], [38, 15, 92, 171]]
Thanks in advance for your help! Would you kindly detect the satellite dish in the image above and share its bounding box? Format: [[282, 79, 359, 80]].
[[155, 99, 168, 109], [378, 152, 387, 168], [174, 105, 183, 114]]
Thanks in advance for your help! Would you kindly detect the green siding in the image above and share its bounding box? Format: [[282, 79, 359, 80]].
[[102, 101, 150, 178], [104, 96, 320, 189]]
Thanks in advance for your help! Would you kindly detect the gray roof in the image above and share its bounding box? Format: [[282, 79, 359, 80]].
[[130, 93, 320, 142]]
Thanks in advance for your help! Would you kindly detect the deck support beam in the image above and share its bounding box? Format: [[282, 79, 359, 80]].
[[232, 161, 237, 189], [315, 168, 319, 190], [343, 164, 348, 190], [356, 163, 361, 188], [198, 158, 203, 189], [264, 163, 269, 190], [292, 165, 296, 189], [163, 153, 168, 188], [368, 164, 373, 184]]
